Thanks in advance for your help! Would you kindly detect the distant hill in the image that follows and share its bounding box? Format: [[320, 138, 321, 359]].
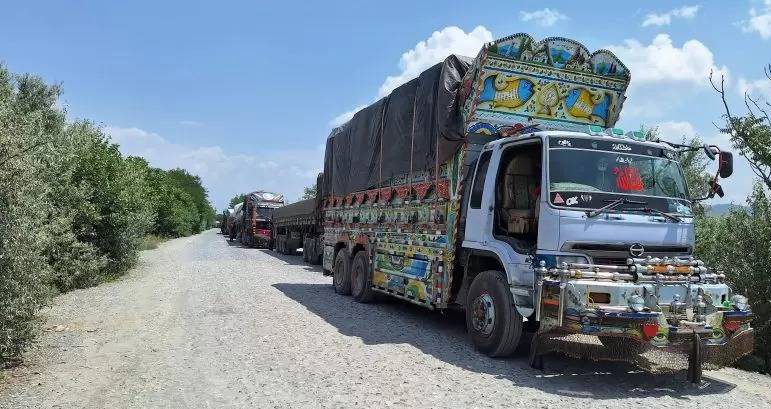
[[706, 203, 749, 216]]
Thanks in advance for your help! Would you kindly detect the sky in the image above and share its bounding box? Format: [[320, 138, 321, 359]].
[[1, 1, 770, 209]]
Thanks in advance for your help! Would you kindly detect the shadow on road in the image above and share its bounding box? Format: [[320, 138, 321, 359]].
[[257, 249, 324, 274], [273, 282, 736, 400]]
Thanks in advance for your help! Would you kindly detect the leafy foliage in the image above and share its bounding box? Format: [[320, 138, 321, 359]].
[[711, 66, 771, 189], [695, 184, 771, 372], [301, 184, 317, 200], [701, 66, 771, 372], [228, 193, 247, 208], [0, 65, 214, 364]]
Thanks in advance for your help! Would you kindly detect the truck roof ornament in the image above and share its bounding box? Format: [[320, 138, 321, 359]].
[[462, 33, 631, 137]]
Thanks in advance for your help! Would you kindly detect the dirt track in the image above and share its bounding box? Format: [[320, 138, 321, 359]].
[[1, 229, 770, 408]]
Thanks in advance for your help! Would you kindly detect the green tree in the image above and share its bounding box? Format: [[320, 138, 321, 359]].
[[701, 66, 771, 372], [711, 66, 771, 189], [0, 64, 213, 364], [695, 184, 771, 372], [229, 193, 247, 208], [301, 184, 317, 200], [0, 67, 56, 362]]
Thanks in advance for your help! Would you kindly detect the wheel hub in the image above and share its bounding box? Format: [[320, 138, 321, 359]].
[[471, 293, 495, 335]]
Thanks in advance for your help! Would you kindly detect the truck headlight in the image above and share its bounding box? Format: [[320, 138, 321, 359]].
[[554, 255, 589, 268], [731, 295, 749, 311], [627, 293, 645, 312]]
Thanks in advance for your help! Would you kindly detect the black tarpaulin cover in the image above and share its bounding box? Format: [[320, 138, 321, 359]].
[[273, 198, 316, 220], [324, 54, 471, 196]]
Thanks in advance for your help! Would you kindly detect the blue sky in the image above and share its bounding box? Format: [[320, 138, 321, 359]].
[[2, 1, 770, 209]]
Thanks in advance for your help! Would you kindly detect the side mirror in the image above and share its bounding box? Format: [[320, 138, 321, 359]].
[[703, 144, 716, 160], [718, 152, 733, 179]]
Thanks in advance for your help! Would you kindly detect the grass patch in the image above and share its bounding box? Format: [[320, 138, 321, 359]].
[[140, 235, 167, 250]]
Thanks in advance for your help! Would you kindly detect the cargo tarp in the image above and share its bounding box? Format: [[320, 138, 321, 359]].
[[324, 55, 471, 196], [273, 198, 316, 220]]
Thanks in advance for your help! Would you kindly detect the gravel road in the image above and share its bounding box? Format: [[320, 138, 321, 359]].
[[1, 229, 770, 408]]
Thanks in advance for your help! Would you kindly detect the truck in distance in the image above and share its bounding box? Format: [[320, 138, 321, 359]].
[[239, 191, 284, 248]]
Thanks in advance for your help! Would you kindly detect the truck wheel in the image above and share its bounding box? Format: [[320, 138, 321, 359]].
[[333, 249, 352, 295], [351, 251, 374, 303], [466, 270, 523, 357]]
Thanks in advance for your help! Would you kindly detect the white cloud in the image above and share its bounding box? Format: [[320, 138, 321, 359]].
[[743, 0, 771, 39], [519, 8, 568, 27], [606, 34, 729, 87], [738, 76, 771, 99], [105, 126, 323, 208], [642, 5, 700, 27], [377, 26, 492, 98], [331, 26, 493, 127], [655, 120, 698, 139], [329, 104, 367, 127]]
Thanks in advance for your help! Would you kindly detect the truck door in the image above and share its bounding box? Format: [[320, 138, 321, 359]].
[[463, 149, 494, 244]]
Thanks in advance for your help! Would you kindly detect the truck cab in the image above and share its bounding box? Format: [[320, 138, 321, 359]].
[[460, 130, 752, 379]]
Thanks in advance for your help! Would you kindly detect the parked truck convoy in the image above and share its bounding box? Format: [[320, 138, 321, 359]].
[[268, 33, 753, 382]]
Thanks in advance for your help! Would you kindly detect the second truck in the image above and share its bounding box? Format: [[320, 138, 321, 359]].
[[272, 32, 754, 382]]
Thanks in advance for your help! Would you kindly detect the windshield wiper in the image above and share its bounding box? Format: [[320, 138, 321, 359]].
[[585, 198, 647, 218], [626, 207, 683, 222]]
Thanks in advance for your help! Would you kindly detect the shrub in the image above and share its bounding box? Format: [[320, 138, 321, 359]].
[[0, 65, 213, 364], [696, 184, 771, 372], [0, 68, 55, 362]]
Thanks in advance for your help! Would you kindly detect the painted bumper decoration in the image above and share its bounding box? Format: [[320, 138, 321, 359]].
[[534, 257, 754, 370]]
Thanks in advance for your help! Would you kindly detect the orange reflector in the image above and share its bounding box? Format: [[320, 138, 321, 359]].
[[651, 265, 691, 274]]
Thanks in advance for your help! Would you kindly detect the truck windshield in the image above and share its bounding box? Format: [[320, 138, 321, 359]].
[[548, 136, 692, 215]]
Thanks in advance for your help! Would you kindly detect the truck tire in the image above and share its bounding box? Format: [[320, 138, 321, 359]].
[[333, 249, 352, 295], [466, 270, 523, 357], [351, 251, 374, 303]]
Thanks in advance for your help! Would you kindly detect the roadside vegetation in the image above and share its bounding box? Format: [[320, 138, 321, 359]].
[[0, 66, 214, 366], [686, 67, 771, 373]]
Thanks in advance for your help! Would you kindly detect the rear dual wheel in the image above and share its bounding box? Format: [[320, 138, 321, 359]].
[[333, 249, 352, 295], [350, 251, 374, 303]]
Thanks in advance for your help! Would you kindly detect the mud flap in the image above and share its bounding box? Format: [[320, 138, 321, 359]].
[[529, 333, 544, 370], [687, 333, 703, 384]]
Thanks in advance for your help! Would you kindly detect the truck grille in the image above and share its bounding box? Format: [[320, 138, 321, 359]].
[[563, 242, 691, 266]]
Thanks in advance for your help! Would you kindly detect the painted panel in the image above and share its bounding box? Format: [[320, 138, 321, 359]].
[[462, 33, 630, 137]]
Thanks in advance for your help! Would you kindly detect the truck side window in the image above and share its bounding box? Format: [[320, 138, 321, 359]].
[[470, 150, 492, 209]]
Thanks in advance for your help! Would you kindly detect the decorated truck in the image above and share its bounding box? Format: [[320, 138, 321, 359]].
[[309, 33, 753, 382], [238, 191, 284, 248]]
